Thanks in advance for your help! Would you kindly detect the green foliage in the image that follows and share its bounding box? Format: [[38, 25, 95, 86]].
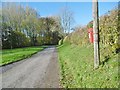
[[58, 43, 118, 88], [67, 27, 89, 46], [64, 8, 119, 56], [2, 30, 31, 49], [99, 9, 119, 54], [0, 46, 44, 66], [2, 3, 64, 49], [58, 8, 119, 88], [87, 21, 93, 28], [36, 36, 43, 45]]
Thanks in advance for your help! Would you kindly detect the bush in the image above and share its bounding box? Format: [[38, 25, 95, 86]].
[[64, 8, 119, 56], [2, 30, 31, 49]]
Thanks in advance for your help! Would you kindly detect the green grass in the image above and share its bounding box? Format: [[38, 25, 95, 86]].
[[0, 46, 45, 66], [58, 43, 119, 88]]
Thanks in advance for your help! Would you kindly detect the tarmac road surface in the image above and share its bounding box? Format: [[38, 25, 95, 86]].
[[0, 46, 60, 88]]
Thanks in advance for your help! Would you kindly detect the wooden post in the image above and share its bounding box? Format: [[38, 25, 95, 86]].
[[93, 0, 100, 69]]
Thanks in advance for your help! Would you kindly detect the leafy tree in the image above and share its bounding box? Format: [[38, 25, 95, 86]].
[[2, 2, 64, 49]]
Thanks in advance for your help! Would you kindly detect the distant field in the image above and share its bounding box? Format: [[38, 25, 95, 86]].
[[0, 46, 45, 66], [58, 43, 118, 88]]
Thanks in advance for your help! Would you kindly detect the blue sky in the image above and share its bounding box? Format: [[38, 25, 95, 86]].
[[21, 2, 117, 27]]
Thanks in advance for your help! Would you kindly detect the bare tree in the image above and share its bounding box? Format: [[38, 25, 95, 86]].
[[59, 6, 74, 36]]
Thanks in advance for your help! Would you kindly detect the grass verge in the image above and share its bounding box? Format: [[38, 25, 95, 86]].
[[58, 43, 118, 88], [0, 46, 46, 66]]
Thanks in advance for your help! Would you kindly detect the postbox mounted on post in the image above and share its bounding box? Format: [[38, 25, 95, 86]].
[[88, 28, 94, 43]]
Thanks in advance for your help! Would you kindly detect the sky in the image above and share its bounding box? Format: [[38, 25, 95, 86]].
[[21, 2, 117, 27]]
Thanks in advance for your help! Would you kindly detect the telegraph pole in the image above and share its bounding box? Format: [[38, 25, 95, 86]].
[[93, 0, 100, 69]]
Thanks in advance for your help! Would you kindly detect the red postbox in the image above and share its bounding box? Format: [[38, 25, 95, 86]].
[[88, 28, 94, 43]]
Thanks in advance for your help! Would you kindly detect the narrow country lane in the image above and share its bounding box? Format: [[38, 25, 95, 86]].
[[0, 46, 60, 88]]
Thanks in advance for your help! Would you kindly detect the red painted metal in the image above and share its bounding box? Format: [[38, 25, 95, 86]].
[[88, 28, 94, 43]]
